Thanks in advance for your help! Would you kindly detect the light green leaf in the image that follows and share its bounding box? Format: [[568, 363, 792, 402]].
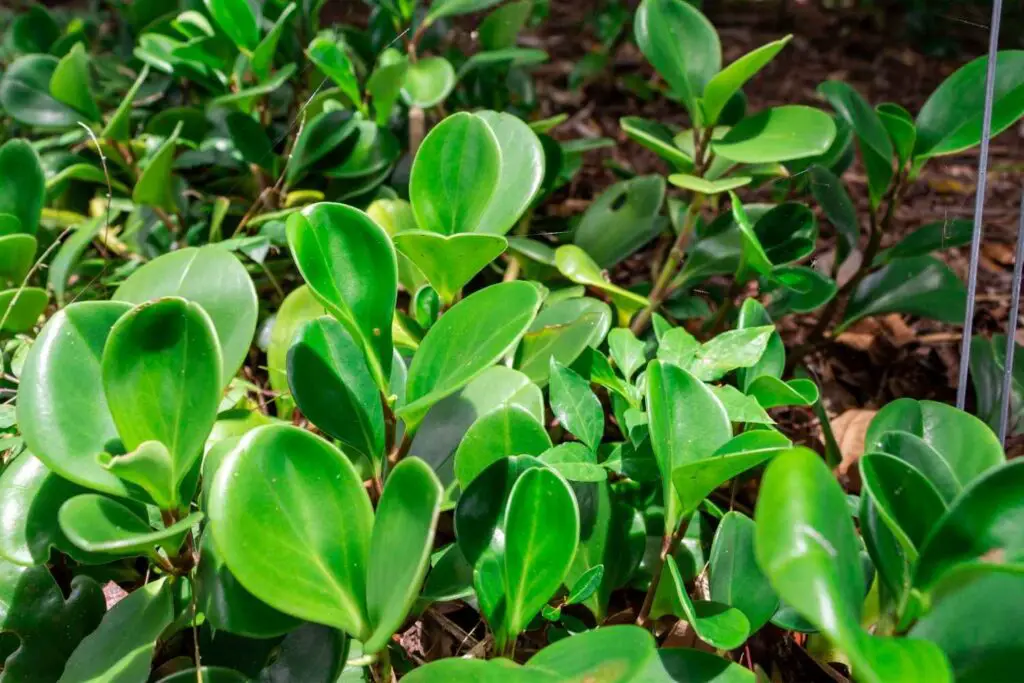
[[49, 43, 99, 121], [203, 0, 259, 50], [392, 231, 507, 304], [549, 359, 603, 449], [713, 106, 837, 163], [701, 36, 791, 125], [454, 405, 551, 489], [132, 122, 182, 211]]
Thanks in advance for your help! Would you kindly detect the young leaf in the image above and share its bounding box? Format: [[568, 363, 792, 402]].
[[307, 37, 362, 107], [392, 231, 507, 304], [203, 0, 259, 51], [0, 139, 45, 235], [710, 511, 779, 632], [402, 57, 457, 108], [364, 458, 443, 653], [132, 122, 182, 211], [287, 316, 385, 464], [49, 43, 99, 121], [634, 0, 721, 119], [410, 112, 501, 234], [367, 53, 409, 127], [701, 36, 791, 125], [58, 495, 200, 556], [287, 202, 397, 391], [565, 565, 604, 605], [712, 106, 837, 163], [114, 246, 258, 386], [454, 405, 552, 489], [607, 328, 646, 381], [646, 360, 731, 531], [100, 442, 177, 510], [548, 358, 603, 449], [504, 467, 580, 637], [18, 302, 133, 496], [555, 245, 650, 320], [398, 281, 543, 429], [669, 173, 752, 194], [102, 298, 222, 495], [663, 555, 750, 649], [688, 326, 774, 381], [208, 425, 374, 640]]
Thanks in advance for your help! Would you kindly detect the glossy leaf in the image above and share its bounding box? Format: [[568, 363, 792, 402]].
[[59, 578, 173, 683], [0, 287, 48, 332], [818, 80, 894, 203], [18, 302, 132, 496], [103, 298, 221, 497], [527, 625, 660, 681], [268, 285, 326, 419], [549, 359, 603, 449], [665, 555, 750, 649], [0, 235, 35, 286], [710, 511, 778, 632], [364, 458, 442, 652], [711, 385, 774, 424], [475, 111, 545, 235], [914, 51, 1024, 159], [410, 113, 501, 235], [404, 659, 546, 683], [398, 281, 542, 428], [287, 109, 358, 183], [653, 648, 756, 682], [367, 55, 409, 126], [634, 0, 720, 118], [701, 36, 791, 125], [878, 103, 917, 165], [59, 494, 200, 556], [132, 122, 182, 211], [809, 165, 859, 264], [875, 219, 973, 264], [574, 175, 666, 268], [288, 316, 385, 464], [427, 0, 505, 21], [840, 255, 966, 331], [620, 116, 692, 170], [402, 57, 457, 108], [49, 43, 99, 121], [0, 55, 80, 128], [914, 460, 1024, 592], [861, 452, 946, 562], [455, 405, 551, 489], [607, 328, 646, 381], [747, 376, 819, 409], [504, 467, 580, 637], [646, 361, 731, 531], [286, 202, 397, 390], [307, 38, 362, 106], [204, 0, 259, 50], [712, 106, 837, 163], [0, 139, 45, 235], [669, 173, 751, 194], [555, 245, 650, 320], [250, 3, 297, 80], [209, 426, 374, 640], [515, 297, 612, 384], [392, 231, 507, 304], [688, 326, 774, 381]]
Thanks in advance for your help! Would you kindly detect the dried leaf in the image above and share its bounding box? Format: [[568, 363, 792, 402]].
[[830, 408, 876, 476]]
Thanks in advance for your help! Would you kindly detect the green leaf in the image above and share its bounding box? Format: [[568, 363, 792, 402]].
[[713, 106, 837, 163], [914, 51, 1024, 159], [526, 625, 660, 681], [756, 448, 952, 683], [875, 219, 973, 264], [402, 57, 456, 108], [158, 668, 250, 683], [540, 442, 606, 482], [204, 0, 259, 50], [668, 173, 751, 195], [549, 359, 603, 449], [59, 578, 173, 683], [392, 231, 507, 304], [480, 1, 534, 50], [573, 175, 665, 269], [0, 453, 97, 566], [307, 37, 362, 107], [634, 0, 721, 119], [504, 467, 580, 637], [454, 406, 551, 489], [367, 54, 409, 127], [646, 360, 731, 531], [910, 566, 1024, 683], [422, 543, 475, 603], [809, 165, 859, 265], [226, 112, 275, 170], [364, 458, 442, 652], [515, 298, 612, 384], [729, 195, 773, 279], [100, 441, 177, 511], [747, 376, 819, 409], [566, 565, 604, 605], [818, 81, 893, 206], [404, 659, 548, 683], [426, 0, 506, 22], [10, 6, 60, 53], [0, 564, 104, 683], [0, 287, 47, 333], [914, 460, 1024, 592], [710, 511, 778, 632], [58, 494, 200, 556], [652, 648, 757, 682], [711, 385, 774, 425], [268, 286, 326, 419], [664, 555, 750, 649], [877, 103, 916, 166], [672, 429, 790, 517], [132, 121, 182, 211], [770, 265, 838, 314], [287, 203, 397, 391], [840, 255, 966, 331], [555, 245, 650, 320], [0, 139, 45, 236], [102, 298, 221, 497], [620, 116, 692, 171], [860, 452, 946, 561], [701, 36, 791, 125], [196, 531, 302, 638], [657, 327, 699, 369], [607, 328, 646, 381], [0, 55, 80, 128], [867, 398, 1004, 496], [735, 298, 783, 389], [208, 425, 374, 640], [286, 109, 359, 184], [398, 281, 542, 429], [410, 113, 501, 234], [288, 317, 385, 464], [114, 246, 258, 387], [49, 43, 99, 121], [250, 3, 297, 80], [211, 63, 297, 111], [688, 326, 774, 381], [474, 111, 545, 236], [325, 121, 401, 181], [18, 302, 132, 496], [0, 234, 36, 286]]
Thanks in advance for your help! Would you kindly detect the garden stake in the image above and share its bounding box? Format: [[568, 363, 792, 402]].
[[957, 0, 1005, 409]]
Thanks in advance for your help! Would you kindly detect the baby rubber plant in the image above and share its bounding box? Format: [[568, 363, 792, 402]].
[[0, 140, 49, 336], [620, 0, 838, 335], [789, 50, 1024, 362]]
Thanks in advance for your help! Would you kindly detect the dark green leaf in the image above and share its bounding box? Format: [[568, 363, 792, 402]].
[[0, 56, 81, 128], [840, 255, 966, 331], [875, 219, 973, 264], [573, 175, 665, 269], [549, 359, 603, 449], [0, 139, 46, 235], [710, 511, 778, 632]]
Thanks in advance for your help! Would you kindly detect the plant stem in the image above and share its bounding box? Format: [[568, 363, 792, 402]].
[[704, 279, 742, 337], [371, 646, 393, 683], [630, 195, 704, 335], [635, 516, 691, 628]]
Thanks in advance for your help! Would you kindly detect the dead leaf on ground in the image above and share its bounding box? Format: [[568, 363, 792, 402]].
[[830, 408, 877, 477], [983, 242, 1016, 266], [835, 319, 881, 351], [880, 314, 915, 347]]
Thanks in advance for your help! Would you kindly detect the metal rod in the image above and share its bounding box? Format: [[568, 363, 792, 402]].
[[957, 0, 1005, 409], [997, 189, 1024, 444]]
